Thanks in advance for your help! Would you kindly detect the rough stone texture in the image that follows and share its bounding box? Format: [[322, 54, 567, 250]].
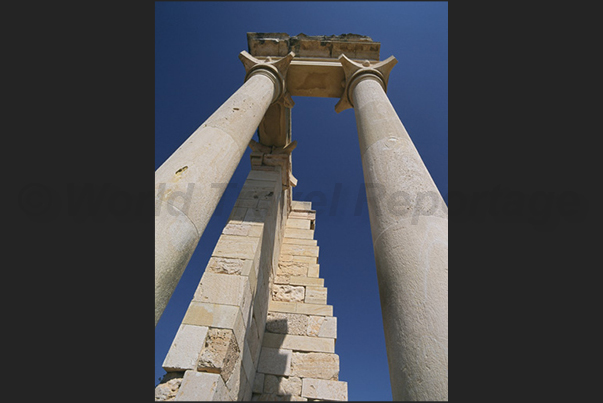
[[162, 324, 209, 372], [290, 352, 339, 380], [155, 373, 184, 401], [301, 378, 347, 401], [272, 285, 305, 302], [277, 260, 309, 277], [197, 328, 241, 383], [213, 234, 260, 260], [174, 371, 231, 401], [257, 347, 292, 376], [206, 256, 253, 276], [266, 312, 309, 336]]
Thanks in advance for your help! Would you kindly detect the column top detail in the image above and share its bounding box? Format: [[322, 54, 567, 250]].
[[246, 32, 384, 99], [247, 32, 380, 61], [335, 54, 398, 113]]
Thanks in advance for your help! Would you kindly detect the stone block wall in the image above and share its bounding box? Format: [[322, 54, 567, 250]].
[[251, 201, 348, 401], [156, 166, 288, 401], [156, 174, 347, 401]]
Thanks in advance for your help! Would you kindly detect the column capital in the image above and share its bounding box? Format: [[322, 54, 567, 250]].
[[335, 54, 397, 113], [239, 50, 296, 107]]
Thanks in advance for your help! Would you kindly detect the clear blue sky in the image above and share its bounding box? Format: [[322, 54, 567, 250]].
[[155, 2, 447, 400]]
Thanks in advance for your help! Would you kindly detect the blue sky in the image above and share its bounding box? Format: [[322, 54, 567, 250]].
[[155, 2, 447, 400]]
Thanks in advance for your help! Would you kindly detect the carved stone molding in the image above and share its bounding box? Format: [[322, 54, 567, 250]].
[[239, 51, 295, 106], [335, 54, 398, 113]]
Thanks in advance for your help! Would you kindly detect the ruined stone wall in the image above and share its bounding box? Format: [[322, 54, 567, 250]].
[[156, 172, 347, 401], [251, 201, 348, 401], [156, 166, 287, 400]]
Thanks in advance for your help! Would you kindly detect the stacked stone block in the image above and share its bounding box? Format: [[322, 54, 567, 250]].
[[252, 201, 348, 401], [156, 166, 288, 401]]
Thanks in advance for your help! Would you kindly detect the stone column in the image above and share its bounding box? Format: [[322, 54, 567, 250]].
[[336, 55, 448, 401], [155, 51, 294, 326]]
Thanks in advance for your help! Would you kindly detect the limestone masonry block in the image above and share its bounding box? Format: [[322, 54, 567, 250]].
[[318, 316, 337, 339], [282, 238, 317, 246], [264, 375, 303, 396], [182, 301, 239, 330], [285, 218, 311, 230], [257, 347, 292, 376], [213, 234, 259, 260], [247, 169, 281, 181], [242, 178, 278, 189], [283, 228, 315, 240], [194, 273, 252, 326], [306, 316, 324, 337], [206, 257, 253, 276], [174, 371, 231, 401], [296, 303, 332, 316], [266, 312, 309, 336], [290, 352, 340, 380], [277, 260, 309, 277], [279, 255, 318, 264], [197, 328, 240, 383], [288, 211, 316, 220], [262, 332, 335, 353], [155, 373, 183, 401], [272, 284, 305, 302], [301, 378, 347, 401], [288, 276, 324, 287], [280, 244, 319, 257], [248, 223, 265, 237], [222, 220, 252, 236], [268, 300, 333, 316], [306, 264, 320, 278], [163, 324, 209, 372], [290, 201, 312, 210], [279, 253, 318, 264], [304, 286, 327, 305], [225, 358, 244, 400]]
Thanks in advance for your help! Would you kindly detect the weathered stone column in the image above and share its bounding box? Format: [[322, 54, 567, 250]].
[[336, 55, 448, 401], [155, 51, 294, 326]]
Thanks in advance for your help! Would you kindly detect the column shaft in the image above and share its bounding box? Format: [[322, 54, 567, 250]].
[[155, 73, 276, 326], [352, 77, 448, 401]]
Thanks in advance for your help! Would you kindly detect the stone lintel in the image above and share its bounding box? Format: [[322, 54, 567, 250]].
[[248, 32, 380, 60]]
